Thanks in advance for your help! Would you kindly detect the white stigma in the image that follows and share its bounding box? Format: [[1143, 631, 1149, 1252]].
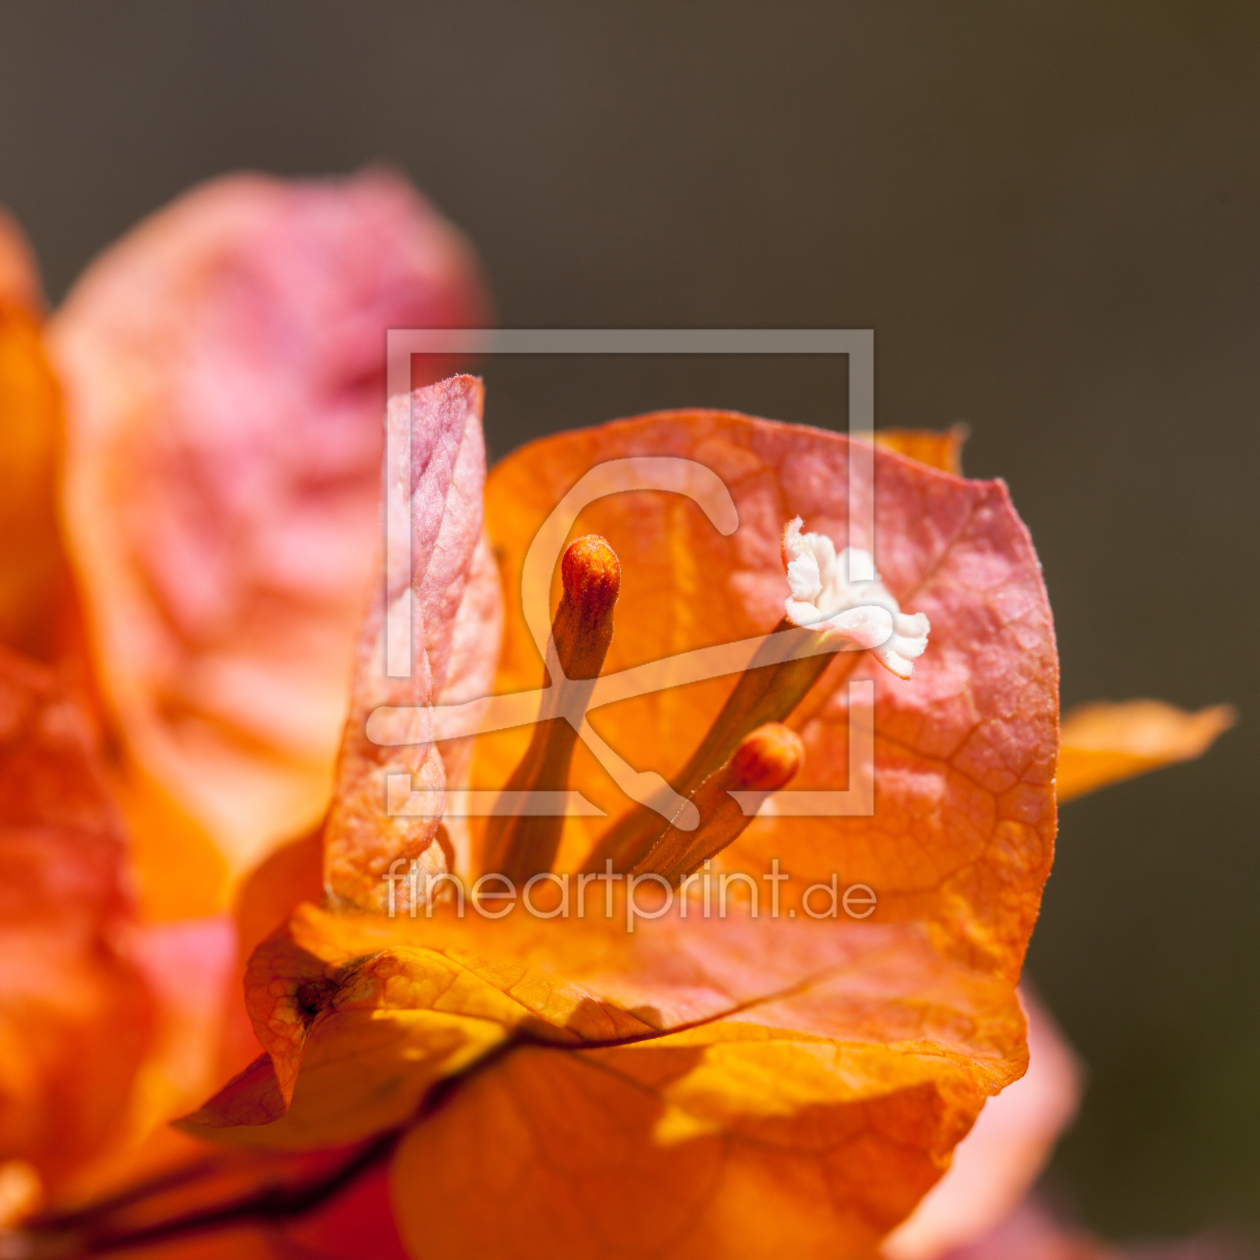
[[781, 517, 930, 679]]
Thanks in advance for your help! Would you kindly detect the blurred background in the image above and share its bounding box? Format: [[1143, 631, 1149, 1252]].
[[1, 0, 1256, 1248]]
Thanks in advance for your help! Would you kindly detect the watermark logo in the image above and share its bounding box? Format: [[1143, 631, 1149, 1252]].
[[370, 329, 878, 823], [380, 856, 878, 929]]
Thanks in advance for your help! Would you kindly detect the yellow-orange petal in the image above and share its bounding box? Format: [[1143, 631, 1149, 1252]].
[[0, 300, 74, 661], [1057, 699, 1236, 803], [874, 424, 968, 475], [387, 925, 1025, 1260], [182, 901, 1023, 1191]]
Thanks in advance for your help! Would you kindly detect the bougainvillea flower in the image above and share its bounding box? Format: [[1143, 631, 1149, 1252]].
[[157, 386, 1230, 1260], [47, 170, 489, 915], [473, 410, 1059, 982], [127, 379, 1049, 1260], [0, 181, 1236, 1256]]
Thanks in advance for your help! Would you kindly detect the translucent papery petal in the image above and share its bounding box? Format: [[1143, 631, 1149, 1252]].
[[432, 533, 505, 877], [372, 910, 1021, 1260], [477, 413, 1057, 980], [322, 376, 496, 911], [49, 172, 490, 894], [1057, 699, 1235, 803], [391, 1036, 975, 1260], [181, 903, 1024, 1257]]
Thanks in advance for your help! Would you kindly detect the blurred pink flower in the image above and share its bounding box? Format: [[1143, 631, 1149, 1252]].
[[48, 170, 490, 907]]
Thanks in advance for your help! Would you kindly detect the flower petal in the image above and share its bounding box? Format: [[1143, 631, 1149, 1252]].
[[182, 902, 1023, 1169], [873, 426, 967, 476], [1057, 699, 1235, 803], [49, 172, 489, 890], [477, 412, 1057, 979], [0, 295, 71, 660], [881, 989, 1081, 1259], [323, 375, 497, 911], [0, 646, 154, 1194], [384, 916, 1025, 1260]]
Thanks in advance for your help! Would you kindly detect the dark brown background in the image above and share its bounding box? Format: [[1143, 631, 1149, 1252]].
[[1, 1, 1256, 1245]]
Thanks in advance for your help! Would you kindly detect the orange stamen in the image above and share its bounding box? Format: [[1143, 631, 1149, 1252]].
[[633, 723, 803, 885], [582, 618, 844, 873], [482, 535, 620, 882]]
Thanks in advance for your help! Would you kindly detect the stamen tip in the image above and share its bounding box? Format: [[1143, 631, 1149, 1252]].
[[562, 534, 621, 618], [729, 723, 804, 792]]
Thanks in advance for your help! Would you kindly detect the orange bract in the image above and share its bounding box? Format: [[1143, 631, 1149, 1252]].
[[324, 376, 495, 911], [874, 425, 967, 476], [167, 400, 1054, 1259], [184, 900, 1025, 1259], [477, 413, 1058, 981], [0, 647, 153, 1197], [882, 989, 1081, 1259], [0, 300, 73, 662], [1057, 699, 1236, 802]]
